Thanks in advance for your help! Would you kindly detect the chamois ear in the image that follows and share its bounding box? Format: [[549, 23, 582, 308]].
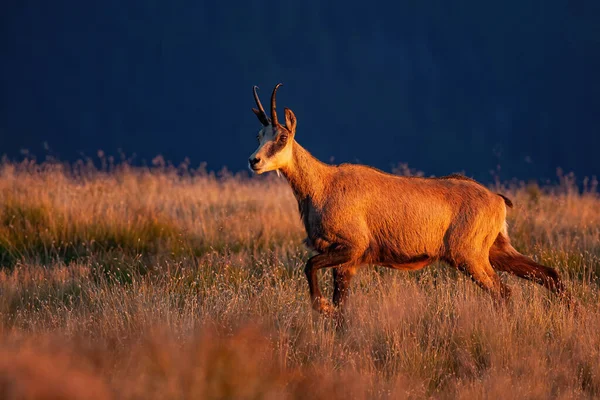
[[284, 108, 297, 135], [252, 108, 270, 126]]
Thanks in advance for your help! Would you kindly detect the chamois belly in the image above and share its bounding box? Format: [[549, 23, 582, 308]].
[[379, 255, 433, 271], [364, 224, 442, 270], [367, 243, 434, 270], [363, 204, 450, 268]]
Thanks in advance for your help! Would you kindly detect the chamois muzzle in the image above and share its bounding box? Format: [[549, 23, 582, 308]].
[[248, 156, 261, 169]]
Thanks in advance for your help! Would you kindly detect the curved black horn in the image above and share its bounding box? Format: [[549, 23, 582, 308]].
[[271, 83, 283, 126], [253, 86, 267, 117]]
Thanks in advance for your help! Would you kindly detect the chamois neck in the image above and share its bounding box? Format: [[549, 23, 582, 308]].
[[280, 141, 331, 202]]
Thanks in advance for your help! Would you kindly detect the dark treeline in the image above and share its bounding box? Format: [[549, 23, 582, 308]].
[[1, 1, 599, 182]]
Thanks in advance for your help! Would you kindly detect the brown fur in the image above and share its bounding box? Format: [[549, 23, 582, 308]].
[[489, 232, 564, 293], [249, 85, 566, 315]]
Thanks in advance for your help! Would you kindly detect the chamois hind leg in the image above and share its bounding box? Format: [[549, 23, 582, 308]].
[[489, 233, 567, 297], [453, 255, 511, 301], [304, 250, 358, 315]]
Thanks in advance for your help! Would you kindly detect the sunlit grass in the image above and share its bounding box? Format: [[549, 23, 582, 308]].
[[0, 160, 598, 399]]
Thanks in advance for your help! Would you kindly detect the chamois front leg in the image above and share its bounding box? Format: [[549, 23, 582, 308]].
[[304, 250, 356, 315], [332, 266, 358, 327], [332, 266, 357, 309]]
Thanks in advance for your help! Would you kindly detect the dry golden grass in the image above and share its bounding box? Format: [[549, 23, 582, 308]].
[[0, 160, 598, 399]]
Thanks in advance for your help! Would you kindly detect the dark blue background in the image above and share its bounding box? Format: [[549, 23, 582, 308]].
[[2, 1, 599, 181]]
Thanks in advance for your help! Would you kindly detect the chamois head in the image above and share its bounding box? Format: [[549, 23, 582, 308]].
[[248, 84, 297, 174]]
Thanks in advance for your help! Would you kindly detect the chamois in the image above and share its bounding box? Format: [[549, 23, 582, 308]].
[[248, 84, 566, 315]]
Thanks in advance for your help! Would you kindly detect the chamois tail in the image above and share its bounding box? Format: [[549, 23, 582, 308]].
[[497, 193, 513, 208]]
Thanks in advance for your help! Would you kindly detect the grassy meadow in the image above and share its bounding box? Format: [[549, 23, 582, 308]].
[[0, 159, 599, 399]]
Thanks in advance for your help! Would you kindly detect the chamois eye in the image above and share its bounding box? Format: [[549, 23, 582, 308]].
[[279, 134, 288, 142]]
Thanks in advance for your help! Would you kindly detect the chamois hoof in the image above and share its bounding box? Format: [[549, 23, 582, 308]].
[[313, 297, 336, 316]]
